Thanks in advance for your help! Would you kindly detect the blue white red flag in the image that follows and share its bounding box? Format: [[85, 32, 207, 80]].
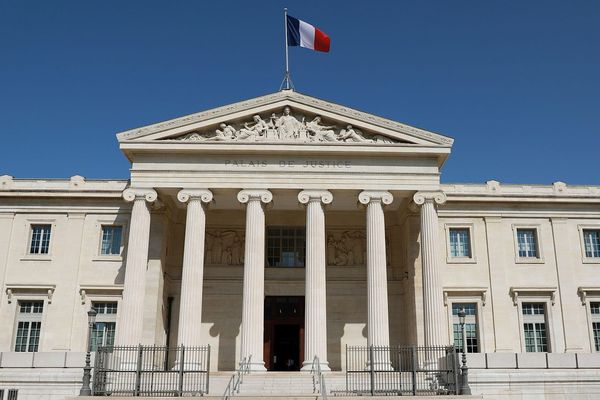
[[286, 15, 330, 52]]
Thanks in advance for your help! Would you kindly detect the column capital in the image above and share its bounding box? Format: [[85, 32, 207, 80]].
[[413, 191, 447, 206], [358, 190, 393, 206], [123, 188, 157, 203], [237, 189, 273, 204], [298, 190, 333, 205], [177, 189, 213, 204]]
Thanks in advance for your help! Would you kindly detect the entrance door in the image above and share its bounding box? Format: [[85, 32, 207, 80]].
[[264, 296, 304, 371]]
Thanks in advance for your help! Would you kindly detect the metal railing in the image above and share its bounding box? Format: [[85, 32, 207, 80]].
[[223, 355, 252, 400], [345, 345, 458, 396], [310, 356, 328, 400], [92, 345, 210, 396]]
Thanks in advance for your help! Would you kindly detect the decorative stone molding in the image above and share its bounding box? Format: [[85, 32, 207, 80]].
[[237, 189, 273, 204], [177, 189, 213, 204], [578, 287, 600, 306], [0, 175, 13, 190], [358, 191, 393, 206], [79, 285, 124, 304], [510, 287, 557, 306], [69, 175, 85, 189], [443, 287, 487, 306], [442, 181, 600, 200], [298, 190, 333, 205], [122, 188, 158, 203], [5, 284, 56, 304], [413, 191, 447, 206]]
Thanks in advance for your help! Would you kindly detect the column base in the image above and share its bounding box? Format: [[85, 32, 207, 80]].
[[246, 361, 267, 372], [301, 360, 331, 372]]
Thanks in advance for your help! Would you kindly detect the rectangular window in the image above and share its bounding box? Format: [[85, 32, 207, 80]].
[[29, 225, 51, 254], [91, 302, 118, 351], [522, 302, 548, 352], [266, 227, 305, 268], [100, 225, 123, 255], [7, 389, 18, 400], [14, 301, 43, 352], [583, 230, 600, 258], [591, 302, 600, 352], [451, 303, 479, 353], [517, 229, 538, 258], [449, 228, 471, 258]]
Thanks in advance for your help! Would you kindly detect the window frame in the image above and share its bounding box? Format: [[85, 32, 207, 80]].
[[12, 299, 46, 353], [99, 225, 124, 257], [580, 290, 600, 352], [21, 219, 56, 261], [444, 291, 486, 353], [93, 217, 128, 261], [512, 224, 545, 264], [79, 288, 123, 351], [444, 223, 477, 263], [90, 301, 118, 350], [266, 226, 306, 268], [578, 225, 600, 264], [514, 293, 555, 353]]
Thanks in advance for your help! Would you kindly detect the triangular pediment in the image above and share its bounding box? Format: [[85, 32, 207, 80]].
[[116, 91, 454, 147]]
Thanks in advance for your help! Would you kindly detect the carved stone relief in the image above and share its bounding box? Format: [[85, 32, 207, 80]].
[[169, 107, 400, 144], [205, 229, 244, 265], [326, 229, 392, 267]]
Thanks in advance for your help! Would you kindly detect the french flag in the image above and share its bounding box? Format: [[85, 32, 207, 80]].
[[286, 15, 330, 53]]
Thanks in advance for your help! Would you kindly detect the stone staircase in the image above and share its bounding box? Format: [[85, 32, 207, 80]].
[[235, 372, 319, 396]]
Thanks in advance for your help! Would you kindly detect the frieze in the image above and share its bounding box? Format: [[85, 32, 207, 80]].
[[168, 107, 398, 144]]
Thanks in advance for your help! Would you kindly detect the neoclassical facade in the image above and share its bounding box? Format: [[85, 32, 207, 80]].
[[1, 90, 599, 398]]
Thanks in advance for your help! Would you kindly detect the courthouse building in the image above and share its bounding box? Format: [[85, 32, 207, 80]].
[[0, 90, 600, 399]]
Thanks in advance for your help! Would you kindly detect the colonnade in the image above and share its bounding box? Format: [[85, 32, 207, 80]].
[[116, 188, 446, 370]]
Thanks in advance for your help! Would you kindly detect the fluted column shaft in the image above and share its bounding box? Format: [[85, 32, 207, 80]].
[[238, 189, 272, 371], [299, 190, 332, 371], [359, 191, 393, 354], [176, 190, 213, 357], [414, 192, 448, 347], [116, 188, 157, 346]]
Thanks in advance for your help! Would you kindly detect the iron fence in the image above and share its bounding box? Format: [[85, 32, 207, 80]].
[[93, 345, 210, 397], [345, 345, 459, 396]]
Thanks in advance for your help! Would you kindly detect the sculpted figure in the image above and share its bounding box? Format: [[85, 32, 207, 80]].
[[276, 107, 302, 140], [266, 113, 279, 140], [180, 132, 206, 141], [339, 125, 369, 143], [372, 134, 393, 143], [306, 116, 337, 142], [237, 115, 268, 140], [206, 123, 236, 141]]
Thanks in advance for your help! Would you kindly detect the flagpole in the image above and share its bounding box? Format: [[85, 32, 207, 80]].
[[284, 7, 290, 90]]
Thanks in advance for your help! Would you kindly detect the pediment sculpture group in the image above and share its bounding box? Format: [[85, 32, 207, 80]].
[[175, 107, 396, 144]]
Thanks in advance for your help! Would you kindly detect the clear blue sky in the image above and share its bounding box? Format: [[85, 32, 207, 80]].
[[1, 1, 598, 184]]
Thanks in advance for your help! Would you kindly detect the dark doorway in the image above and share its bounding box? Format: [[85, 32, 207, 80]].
[[264, 296, 304, 371]]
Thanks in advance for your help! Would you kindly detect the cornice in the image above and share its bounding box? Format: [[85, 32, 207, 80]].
[[0, 176, 128, 198], [116, 90, 453, 146], [442, 181, 600, 202]]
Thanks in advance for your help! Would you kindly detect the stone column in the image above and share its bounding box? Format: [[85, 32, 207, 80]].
[[359, 191, 393, 370], [298, 190, 332, 371], [237, 189, 272, 371], [413, 192, 448, 347], [116, 188, 157, 346], [175, 190, 213, 365]]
